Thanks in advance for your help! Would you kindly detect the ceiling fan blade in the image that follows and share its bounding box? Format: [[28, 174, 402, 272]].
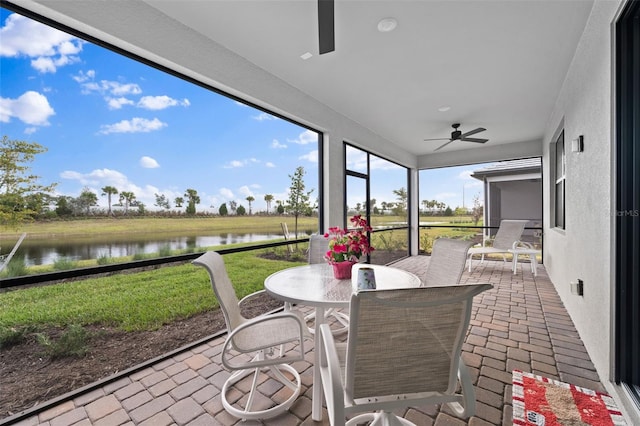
[[423, 137, 450, 141], [434, 139, 455, 151], [318, 0, 335, 54], [461, 137, 489, 143], [460, 127, 486, 138]]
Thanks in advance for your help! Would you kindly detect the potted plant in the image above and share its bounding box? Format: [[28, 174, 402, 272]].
[[324, 215, 375, 279]]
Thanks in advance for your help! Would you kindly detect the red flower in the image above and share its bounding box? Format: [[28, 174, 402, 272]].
[[324, 216, 375, 264]]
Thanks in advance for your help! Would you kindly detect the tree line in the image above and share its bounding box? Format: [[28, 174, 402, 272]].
[[0, 136, 319, 229], [2, 135, 481, 230]]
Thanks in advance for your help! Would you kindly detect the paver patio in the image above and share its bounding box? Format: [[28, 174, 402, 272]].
[[7, 256, 605, 426]]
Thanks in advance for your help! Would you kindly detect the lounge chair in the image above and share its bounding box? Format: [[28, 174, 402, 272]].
[[319, 284, 493, 425], [467, 219, 528, 272]]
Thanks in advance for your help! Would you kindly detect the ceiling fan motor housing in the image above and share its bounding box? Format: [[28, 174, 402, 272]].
[[452, 130, 462, 140]]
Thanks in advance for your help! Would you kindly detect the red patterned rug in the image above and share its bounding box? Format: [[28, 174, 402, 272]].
[[512, 370, 627, 425]]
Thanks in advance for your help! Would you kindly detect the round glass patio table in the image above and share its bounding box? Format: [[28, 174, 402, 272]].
[[264, 263, 421, 421]]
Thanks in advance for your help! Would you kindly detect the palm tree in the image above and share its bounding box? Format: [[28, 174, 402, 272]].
[[246, 196, 255, 215], [119, 191, 136, 215], [101, 186, 118, 216], [264, 194, 274, 214], [184, 188, 200, 215]]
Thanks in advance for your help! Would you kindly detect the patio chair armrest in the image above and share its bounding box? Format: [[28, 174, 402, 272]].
[[238, 289, 266, 306], [446, 358, 476, 418], [222, 312, 305, 370], [319, 323, 346, 424], [511, 240, 534, 250]]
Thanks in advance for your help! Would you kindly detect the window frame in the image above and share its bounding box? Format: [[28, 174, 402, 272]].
[[551, 130, 566, 230]]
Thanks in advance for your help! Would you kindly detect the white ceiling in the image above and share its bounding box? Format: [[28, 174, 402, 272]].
[[16, 0, 595, 157]]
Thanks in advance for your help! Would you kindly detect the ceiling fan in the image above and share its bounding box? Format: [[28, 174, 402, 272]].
[[318, 0, 335, 54], [424, 123, 489, 151]]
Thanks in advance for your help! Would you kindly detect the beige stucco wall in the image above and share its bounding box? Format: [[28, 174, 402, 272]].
[[542, 0, 638, 422]]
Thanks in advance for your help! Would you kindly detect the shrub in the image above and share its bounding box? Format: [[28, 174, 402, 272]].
[[158, 244, 172, 257], [3, 255, 28, 277], [53, 257, 78, 271], [36, 324, 89, 359], [0, 325, 33, 349], [96, 254, 114, 265]]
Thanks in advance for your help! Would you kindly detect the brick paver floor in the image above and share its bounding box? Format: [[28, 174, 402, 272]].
[[6, 257, 605, 426]]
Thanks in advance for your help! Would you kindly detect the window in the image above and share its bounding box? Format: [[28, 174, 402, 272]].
[[344, 143, 409, 264], [553, 131, 566, 229]]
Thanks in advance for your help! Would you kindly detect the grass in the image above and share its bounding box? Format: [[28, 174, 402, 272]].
[[0, 251, 306, 332], [0, 216, 321, 239]]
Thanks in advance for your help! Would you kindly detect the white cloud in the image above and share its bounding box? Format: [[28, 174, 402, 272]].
[[253, 112, 277, 121], [223, 158, 260, 168], [288, 129, 318, 145], [106, 97, 134, 110], [74, 71, 142, 97], [60, 168, 128, 187], [24, 127, 37, 135], [1, 13, 84, 73], [299, 149, 318, 163], [99, 117, 166, 134], [58, 167, 182, 210], [265, 162, 276, 168], [238, 185, 254, 197], [219, 188, 234, 199], [271, 139, 287, 149], [0, 91, 55, 125], [140, 156, 160, 168], [137, 95, 190, 110]]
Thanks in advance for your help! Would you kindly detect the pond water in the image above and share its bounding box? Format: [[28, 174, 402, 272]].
[[12, 232, 307, 266]]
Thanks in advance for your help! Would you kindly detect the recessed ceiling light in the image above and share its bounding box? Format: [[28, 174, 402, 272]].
[[300, 52, 313, 60], [377, 18, 398, 33], [438, 106, 451, 112]]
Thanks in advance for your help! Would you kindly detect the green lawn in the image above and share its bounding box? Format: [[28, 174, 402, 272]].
[[0, 251, 305, 333]]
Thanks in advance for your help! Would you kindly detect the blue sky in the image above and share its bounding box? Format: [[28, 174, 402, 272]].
[[0, 8, 484, 213]]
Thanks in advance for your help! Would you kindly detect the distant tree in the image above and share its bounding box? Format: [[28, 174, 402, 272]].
[[444, 206, 453, 216], [55, 195, 74, 217], [421, 200, 429, 214], [119, 191, 136, 215], [229, 200, 238, 215], [472, 194, 483, 225], [184, 188, 200, 215], [264, 194, 274, 213], [154, 193, 171, 210], [355, 202, 362, 212], [277, 202, 285, 214], [136, 202, 146, 215], [174, 197, 184, 208], [370, 198, 377, 214], [236, 205, 246, 215], [380, 201, 388, 214], [219, 203, 228, 216], [285, 166, 314, 238], [77, 187, 98, 215], [0, 135, 56, 228], [392, 187, 408, 216], [245, 196, 255, 215], [454, 206, 467, 216], [101, 186, 118, 216]]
